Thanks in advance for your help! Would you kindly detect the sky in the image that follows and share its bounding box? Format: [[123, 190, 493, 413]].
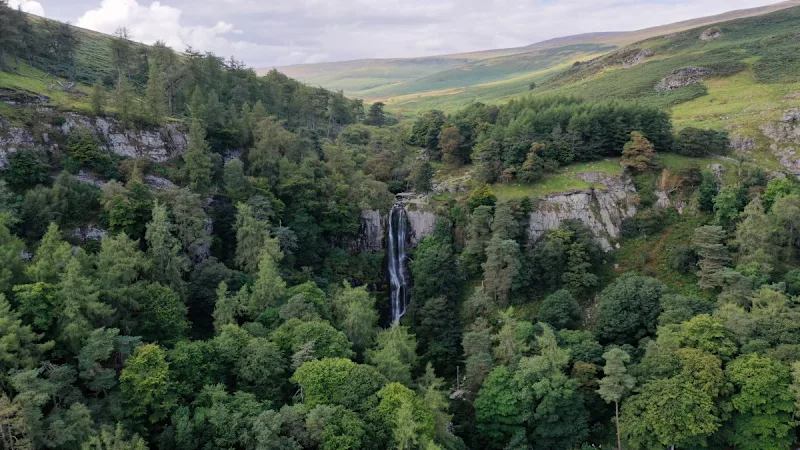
[[10, 0, 787, 68]]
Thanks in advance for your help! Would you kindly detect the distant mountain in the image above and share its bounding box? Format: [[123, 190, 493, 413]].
[[266, 0, 800, 112]]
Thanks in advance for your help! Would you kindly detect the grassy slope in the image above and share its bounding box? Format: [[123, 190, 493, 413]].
[[271, 0, 800, 112]]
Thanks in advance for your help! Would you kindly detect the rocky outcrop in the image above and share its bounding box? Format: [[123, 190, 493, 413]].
[[527, 172, 637, 251], [729, 135, 756, 152], [622, 49, 654, 68], [60, 113, 187, 162], [761, 109, 800, 144], [655, 68, 711, 91], [349, 195, 438, 253], [0, 111, 188, 167], [700, 27, 723, 41], [406, 209, 437, 246]]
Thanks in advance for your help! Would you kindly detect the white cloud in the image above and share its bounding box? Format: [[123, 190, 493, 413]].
[[9, 0, 44, 16], [53, 0, 787, 67], [75, 0, 271, 58]]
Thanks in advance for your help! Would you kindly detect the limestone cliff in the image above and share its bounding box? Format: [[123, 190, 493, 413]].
[[0, 110, 188, 167], [527, 172, 638, 251]]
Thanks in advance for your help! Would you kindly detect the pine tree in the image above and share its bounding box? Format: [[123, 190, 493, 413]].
[[365, 101, 386, 127], [145, 61, 167, 125], [621, 131, 656, 173], [692, 226, 731, 289], [114, 75, 136, 126], [91, 81, 106, 116], [183, 118, 213, 192], [145, 201, 188, 297]]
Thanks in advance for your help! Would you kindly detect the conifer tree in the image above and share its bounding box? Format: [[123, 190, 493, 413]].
[[597, 348, 635, 450], [184, 118, 213, 192], [621, 131, 656, 173], [145, 61, 167, 125]]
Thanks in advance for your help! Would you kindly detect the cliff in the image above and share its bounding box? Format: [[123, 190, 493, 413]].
[[0, 109, 188, 167], [527, 172, 638, 251]]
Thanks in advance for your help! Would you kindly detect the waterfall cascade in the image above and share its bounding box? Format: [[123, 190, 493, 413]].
[[388, 203, 410, 323]]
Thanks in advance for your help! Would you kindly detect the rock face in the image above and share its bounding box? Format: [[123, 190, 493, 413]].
[[0, 111, 188, 167], [622, 49, 654, 68], [761, 109, 800, 144], [350, 195, 438, 253], [527, 172, 638, 251], [349, 210, 385, 253], [655, 68, 712, 91]]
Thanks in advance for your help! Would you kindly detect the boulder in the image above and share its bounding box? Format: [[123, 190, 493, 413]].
[[655, 68, 711, 91], [700, 27, 723, 41]]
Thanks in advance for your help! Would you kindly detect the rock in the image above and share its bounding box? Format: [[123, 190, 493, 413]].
[[527, 172, 637, 252], [76, 169, 107, 187], [729, 135, 756, 152], [348, 210, 385, 253], [776, 147, 800, 176], [707, 164, 727, 181], [68, 225, 108, 242], [655, 68, 712, 91], [406, 208, 437, 246], [622, 49, 654, 68], [761, 109, 800, 144], [144, 174, 177, 190], [700, 27, 723, 41], [0, 123, 35, 167], [0, 88, 49, 105]]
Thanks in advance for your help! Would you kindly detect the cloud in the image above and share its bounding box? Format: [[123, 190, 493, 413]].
[[9, 0, 44, 16], [59, 0, 783, 67], [75, 0, 273, 59]]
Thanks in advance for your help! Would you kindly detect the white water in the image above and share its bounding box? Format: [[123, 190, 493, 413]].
[[388, 204, 409, 323]]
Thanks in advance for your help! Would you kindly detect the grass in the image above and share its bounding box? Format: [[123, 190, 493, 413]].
[[0, 64, 95, 125], [491, 159, 623, 200]]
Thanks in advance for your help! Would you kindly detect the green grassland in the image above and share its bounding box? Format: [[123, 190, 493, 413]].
[[491, 159, 624, 201]]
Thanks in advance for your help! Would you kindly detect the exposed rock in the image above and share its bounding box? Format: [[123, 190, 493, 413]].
[[76, 169, 107, 187], [68, 225, 108, 242], [729, 135, 756, 152], [0, 112, 187, 166], [761, 109, 800, 144], [700, 27, 723, 41], [224, 149, 244, 162], [776, 147, 800, 176], [0, 88, 49, 105], [348, 210, 385, 253], [622, 49, 654, 68], [707, 163, 727, 181], [406, 208, 437, 246], [655, 68, 712, 91], [61, 113, 187, 162], [527, 172, 638, 252], [433, 171, 472, 195], [144, 174, 177, 190], [0, 122, 36, 167]]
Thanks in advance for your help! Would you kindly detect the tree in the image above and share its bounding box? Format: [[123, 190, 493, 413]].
[[223, 158, 251, 202], [120, 343, 176, 423], [597, 348, 635, 450], [770, 194, 800, 263], [234, 202, 275, 274], [410, 158, 434, 193], [439, 126, 463, 167], [538, 290, 581, 330], [674, 127, 729, 157], [367, 324, 418, 385], [692, 225, 731, 289], [482, 237, 521, 308], [114, 75, 136, 126], [0, 294, 52, 385], [620, 131, 656, 173], [594, 274, 664, 345], [145, 201, 188, 297], [622, 348, 726, 449], [725, 354, 794, 450], [184, 118, 214, 192], [91, 81, 106, 116], [364, 102, 386, 127], [248, 243, 286, 316], [57, 258, 113, 354], [713, 183, 746, 229], [491, 308, 532, 366], [145, 60, 167, 125], [332, 282, 378, 354], [461, 205, 494, 277], [291, 358, 386, 412], [474, 365, 527, 448], [81, 423, 147, 450], [519, 144, 545, 183]]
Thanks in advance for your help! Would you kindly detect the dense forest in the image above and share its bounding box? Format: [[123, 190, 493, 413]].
[[4, 2, 800, 450]]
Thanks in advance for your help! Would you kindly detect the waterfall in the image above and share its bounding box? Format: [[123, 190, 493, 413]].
[[388, 203, 409, 323]]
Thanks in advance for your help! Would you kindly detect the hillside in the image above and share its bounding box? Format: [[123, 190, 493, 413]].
[[270, 0, 800, 111]]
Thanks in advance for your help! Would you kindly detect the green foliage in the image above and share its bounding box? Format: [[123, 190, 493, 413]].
[[673, 127, 729, 157], [621, 131, 656, 173], [594, 274, 664, 345], [120, 343, 176, 423], [538, 290, 581, 330], [367, 324, 418, 385], [2, 149, 49, 190]]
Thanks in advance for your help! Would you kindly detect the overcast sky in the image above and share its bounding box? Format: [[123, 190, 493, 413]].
[[9, 0, 786, 67]]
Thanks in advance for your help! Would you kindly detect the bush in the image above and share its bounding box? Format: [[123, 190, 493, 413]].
[[467, 184, 497, 211]]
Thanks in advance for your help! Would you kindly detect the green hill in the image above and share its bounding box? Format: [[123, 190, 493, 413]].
[[269, 0, 800, 113]]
